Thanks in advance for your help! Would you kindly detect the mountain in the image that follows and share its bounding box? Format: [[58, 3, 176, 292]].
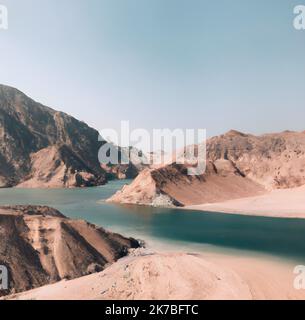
[[107, 130, 305, 207], [0, 84, 142, 188], [205, 130, 305, 189], [0, 205, 139, 296]]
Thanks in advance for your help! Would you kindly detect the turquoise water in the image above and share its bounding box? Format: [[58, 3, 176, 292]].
[[1, 180, 305, 263]]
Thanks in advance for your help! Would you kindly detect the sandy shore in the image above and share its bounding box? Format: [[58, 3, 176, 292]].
[[185, 185, 305, 219], [4, 249, 305, 300]]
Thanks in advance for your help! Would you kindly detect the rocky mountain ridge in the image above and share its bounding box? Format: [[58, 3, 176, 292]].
[[108, 130, 305, 207], [0, 84, 143, 188]]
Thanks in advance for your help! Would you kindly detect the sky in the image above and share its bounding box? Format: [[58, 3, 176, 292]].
[[1, 0, 305, 142]]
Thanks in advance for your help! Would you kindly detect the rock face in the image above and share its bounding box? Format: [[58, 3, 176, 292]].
[[0, 205, 139, 296], [206, 130, 305, 189], [0, 84, 142, 188], [107, 130, 305, 207], [0, 84, 108, 187], [108, 162, 265, 207]]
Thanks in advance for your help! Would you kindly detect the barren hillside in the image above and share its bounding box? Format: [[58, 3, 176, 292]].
[[0, 205, 139, 296]]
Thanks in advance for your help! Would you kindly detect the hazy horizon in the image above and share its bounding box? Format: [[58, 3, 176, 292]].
[[1, 0, 305, 139]]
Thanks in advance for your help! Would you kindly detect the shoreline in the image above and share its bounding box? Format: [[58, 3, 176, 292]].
[[184, 185, 305, 219], [4, 217, 305, 300], [2, 183, 305, 300], [184, 204, 305, 219]]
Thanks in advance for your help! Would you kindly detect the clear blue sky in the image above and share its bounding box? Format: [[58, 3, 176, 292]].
[[1, 0, 305, 138]]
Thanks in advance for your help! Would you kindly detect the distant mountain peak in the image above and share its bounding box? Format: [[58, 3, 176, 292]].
[[225, 130, 248, 137]]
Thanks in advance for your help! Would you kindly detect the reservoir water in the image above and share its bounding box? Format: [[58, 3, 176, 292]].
[[1, 180, 305, 263]]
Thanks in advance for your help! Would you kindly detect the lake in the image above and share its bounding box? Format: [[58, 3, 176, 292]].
[[1, 180, 305, 263]]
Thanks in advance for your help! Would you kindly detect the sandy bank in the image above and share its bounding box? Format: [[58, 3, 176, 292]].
[[5, 250, 305, 300], [185, 185, 305, 219]]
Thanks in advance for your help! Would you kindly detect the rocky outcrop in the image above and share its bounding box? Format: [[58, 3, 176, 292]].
[[107, 161, 265, 207], [0, 84, 143, 188], [0, 205, 139, 296], [205, 130, 305, 189], [107, 130, 305, 207]]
